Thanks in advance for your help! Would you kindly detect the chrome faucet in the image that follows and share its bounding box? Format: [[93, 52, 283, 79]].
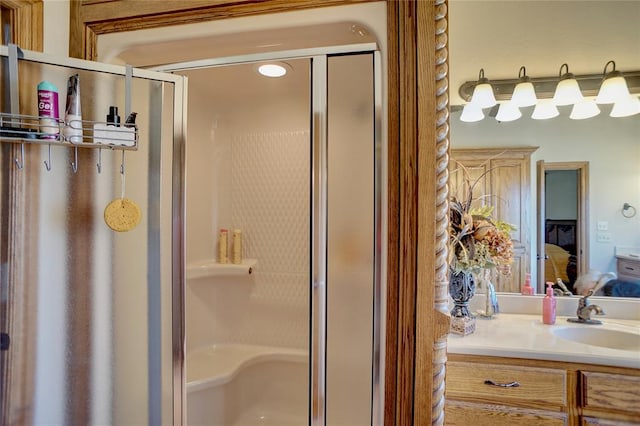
[[567, 289, 605, 324]]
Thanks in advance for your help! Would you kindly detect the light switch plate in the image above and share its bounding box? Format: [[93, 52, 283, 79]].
[[597, 221, 608, 231], [596, 232, 612, 243]]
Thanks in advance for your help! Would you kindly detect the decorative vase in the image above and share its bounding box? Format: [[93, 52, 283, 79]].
[[449, 268, 476, 335]]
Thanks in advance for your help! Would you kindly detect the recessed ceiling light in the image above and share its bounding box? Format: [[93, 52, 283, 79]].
[[257, 63, 288, 78]]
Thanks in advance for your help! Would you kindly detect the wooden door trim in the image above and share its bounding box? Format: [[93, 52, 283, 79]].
[[70, 1, 450, 424]]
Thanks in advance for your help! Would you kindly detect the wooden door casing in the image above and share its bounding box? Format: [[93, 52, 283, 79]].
[[69, 1, 451, 425]]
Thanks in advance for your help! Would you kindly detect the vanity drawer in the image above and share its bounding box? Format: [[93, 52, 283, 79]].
[[446, 361, 567, 409], [580, 371, 640, 415], [445, 400, 567, 425], [617, 258, 640, 280]]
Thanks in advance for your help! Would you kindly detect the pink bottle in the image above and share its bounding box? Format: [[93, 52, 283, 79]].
[[521, 272, 535, 295], [542, 282, 557, 325]]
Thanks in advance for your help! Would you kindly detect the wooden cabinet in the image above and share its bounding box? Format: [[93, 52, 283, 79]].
[[446, 354, 640, 426], [616, 257, 640, 282], [445, 358, 568, 425], [450, 147, 538, 292], [580, 371, 640, 424]]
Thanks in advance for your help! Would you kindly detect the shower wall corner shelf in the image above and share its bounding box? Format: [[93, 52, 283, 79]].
[[186, 259, 257, 280]]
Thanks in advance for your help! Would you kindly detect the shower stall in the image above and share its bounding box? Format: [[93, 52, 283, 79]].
[[174, 48, 383, 425], [0, 21, 384, 426]]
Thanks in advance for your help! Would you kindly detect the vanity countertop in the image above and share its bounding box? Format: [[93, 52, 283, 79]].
[[447, 313, 640, 369]]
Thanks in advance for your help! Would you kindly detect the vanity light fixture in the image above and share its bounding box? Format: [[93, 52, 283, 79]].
[[257, 62, 290, 78], [511, 66, 537, 107], [495, 101, 522, 122], [553, 63, 583, 106], [531, 99, 560, 120], [457, 63, 640, 122], [569, 99, 600, 120], [596, 60, 630, 104], [610, 95, 640, 118], [469, 68, 497, 108], [460, 102, 485, 122]]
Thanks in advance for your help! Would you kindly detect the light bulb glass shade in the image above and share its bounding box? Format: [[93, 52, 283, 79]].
[[495, 102, 522, 122], [257, 63, 287, 77], [511, 81, 537, 107], [596, 75, 630, 104], [460, 103, 485, 122], [553, 78, 583, 106], [570, 99, 600, 120], [610, 95, 640, 117], [470, 82, 497, 108], [531, 99, 560, 120]]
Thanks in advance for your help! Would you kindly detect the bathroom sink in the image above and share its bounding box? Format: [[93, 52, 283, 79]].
[[552, 327, 640, 351]]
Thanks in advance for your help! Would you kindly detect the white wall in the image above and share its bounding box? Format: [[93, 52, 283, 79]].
[[546, 170, 577, 220]]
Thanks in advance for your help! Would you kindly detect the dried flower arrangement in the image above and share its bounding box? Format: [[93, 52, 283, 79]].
[[449, 160, 516, 276]]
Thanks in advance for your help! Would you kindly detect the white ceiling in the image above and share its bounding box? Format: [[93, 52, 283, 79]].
[[100, 1, 640, 106]]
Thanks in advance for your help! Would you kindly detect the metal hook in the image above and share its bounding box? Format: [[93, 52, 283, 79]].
[[71, 146, 78, 173], [97, 148, 102, 174], [44, 144, 52, 171], [14, 143, 24, 169], [622, 202, 637, 218]]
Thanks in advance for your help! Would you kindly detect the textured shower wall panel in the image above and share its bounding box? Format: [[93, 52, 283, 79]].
[[227, 130, 310, 349]]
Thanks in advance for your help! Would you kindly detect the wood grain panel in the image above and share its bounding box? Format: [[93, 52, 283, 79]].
[[445, 400, 568, 426], [450, 147, 537, 292], [491, 158, 524, 243], [581, 372, 640, 416], [446, 361, 567, 410], [582, 416, 640, 426]]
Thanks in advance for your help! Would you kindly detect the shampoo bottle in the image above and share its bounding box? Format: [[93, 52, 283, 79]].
[[218, 229, 228, 264], [37, 81, 60, 139], [63, 74, 83, 144], [542, 282, 557, 325], [232, 229, 242, 265]]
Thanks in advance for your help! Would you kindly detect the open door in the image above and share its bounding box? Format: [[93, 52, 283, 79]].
[[537, 161, 589, 293]]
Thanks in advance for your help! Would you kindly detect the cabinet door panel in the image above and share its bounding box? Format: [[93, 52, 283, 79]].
[[445, 400, 567, 426], [581, 372, 640, 416], [446, 361, 567, 409], [490, 157, 527, 245]]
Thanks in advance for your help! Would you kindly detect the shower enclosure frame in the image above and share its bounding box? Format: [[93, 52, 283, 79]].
[[157, 44, 384, 425]]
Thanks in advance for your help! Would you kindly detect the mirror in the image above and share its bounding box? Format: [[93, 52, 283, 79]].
[[449, 1, 640, 297]]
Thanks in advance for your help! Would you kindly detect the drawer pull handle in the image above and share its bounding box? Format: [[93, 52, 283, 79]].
[[484, 379, 520, 388]]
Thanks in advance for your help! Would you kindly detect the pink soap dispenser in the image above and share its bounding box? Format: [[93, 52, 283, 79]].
[[542, 282, 557, 325], [521, 272, 534, 295]]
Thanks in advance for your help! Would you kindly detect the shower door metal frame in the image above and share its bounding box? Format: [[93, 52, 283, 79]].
[[156, 44, 383, 426], [0, 45, 187, 425], [310, 54, 328, 426]]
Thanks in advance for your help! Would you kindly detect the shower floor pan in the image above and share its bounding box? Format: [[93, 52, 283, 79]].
[[186, 344, 308, 426]]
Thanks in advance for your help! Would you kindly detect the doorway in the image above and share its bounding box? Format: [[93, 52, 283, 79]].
[[537, 161, 589, 293]]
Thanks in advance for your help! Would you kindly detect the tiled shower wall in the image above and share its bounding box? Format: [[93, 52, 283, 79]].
[[185, 61, 311, 353], [229, 130, 310, 347]]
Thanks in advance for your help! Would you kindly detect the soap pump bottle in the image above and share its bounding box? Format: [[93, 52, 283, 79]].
[[521, 272, 534, 295], [542, 282, 557, 325]]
